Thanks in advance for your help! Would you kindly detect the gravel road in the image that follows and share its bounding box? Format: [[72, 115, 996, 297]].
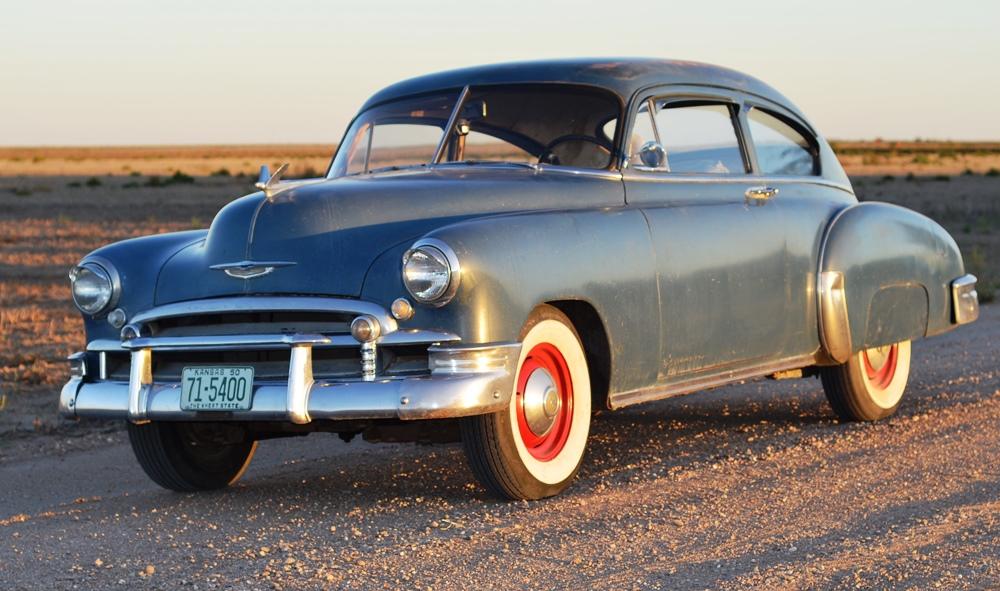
[[1, 306, 997, 590]]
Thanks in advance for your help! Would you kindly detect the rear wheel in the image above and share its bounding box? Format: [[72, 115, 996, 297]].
[[127, 422, 257, 491], [461, 305, 591, 500], [820, 340, 911, 421]]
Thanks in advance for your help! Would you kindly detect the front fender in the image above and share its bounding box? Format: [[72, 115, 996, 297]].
[[77, 230, 208, 342], [361, 207, 661, 392], [818, 202, 964, 361]]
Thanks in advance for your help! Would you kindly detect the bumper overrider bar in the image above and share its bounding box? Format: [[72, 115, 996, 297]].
[[59, 297, 521, 424]]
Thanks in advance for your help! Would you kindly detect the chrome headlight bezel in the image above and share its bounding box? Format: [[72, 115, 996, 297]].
[[402, 238, 461, 307], [69, 258, 120, 316]]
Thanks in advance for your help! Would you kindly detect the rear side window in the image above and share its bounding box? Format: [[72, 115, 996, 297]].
[[747, 108, 818, 176], [653, 102, 746, 174]]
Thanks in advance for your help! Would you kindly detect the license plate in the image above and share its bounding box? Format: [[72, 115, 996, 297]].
[[180, 366, 254, 411]]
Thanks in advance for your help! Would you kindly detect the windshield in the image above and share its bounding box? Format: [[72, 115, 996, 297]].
[[329, 84, 620, 178]]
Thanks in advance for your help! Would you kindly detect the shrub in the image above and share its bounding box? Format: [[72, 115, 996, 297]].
[[986, 168, 999, 177], [932, 175, 951, 182], [170, 170, 195, 184], [905, 172, 917, 182], [85, 177, 102, 188], [122, 181, 140, 189], [211, 168, 231, 177]]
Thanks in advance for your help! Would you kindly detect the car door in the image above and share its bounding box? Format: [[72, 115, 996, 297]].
[[740, 102, 857, 359], [623, 90, 792, 382]]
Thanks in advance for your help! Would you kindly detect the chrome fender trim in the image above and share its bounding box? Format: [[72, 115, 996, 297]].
[[818, 271, 852, 363]]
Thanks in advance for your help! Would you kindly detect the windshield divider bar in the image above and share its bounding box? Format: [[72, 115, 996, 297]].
[[432, 85, 470, 166]]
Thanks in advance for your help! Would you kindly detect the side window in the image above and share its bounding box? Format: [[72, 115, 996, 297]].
[[627, 101, 662, 167], [367, 124, 442, 173], [653, 102, 746, 174], [747, 108, 818, 176], [461, 131, 537, 164]]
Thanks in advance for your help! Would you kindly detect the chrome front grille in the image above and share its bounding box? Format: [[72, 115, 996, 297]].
[[149, 310, 353, 337], [98, 297, 461, 386]]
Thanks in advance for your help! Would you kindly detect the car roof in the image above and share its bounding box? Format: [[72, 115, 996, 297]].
[[361, 58, 804, 118]]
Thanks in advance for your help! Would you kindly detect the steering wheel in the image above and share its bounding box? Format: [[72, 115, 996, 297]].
[[537, 134, 613, 166]]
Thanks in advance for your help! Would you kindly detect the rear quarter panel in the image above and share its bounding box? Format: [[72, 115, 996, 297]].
[[821, 202, 964, 352]]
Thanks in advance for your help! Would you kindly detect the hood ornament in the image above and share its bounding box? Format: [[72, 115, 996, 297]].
[[255, 163, 289, 201], [210, 260, 296, 280]]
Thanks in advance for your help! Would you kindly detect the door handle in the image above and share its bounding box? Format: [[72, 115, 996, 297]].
[[745, 186, 778, 201]]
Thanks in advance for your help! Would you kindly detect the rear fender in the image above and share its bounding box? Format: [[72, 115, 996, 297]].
[[817, 202, 964, 362]]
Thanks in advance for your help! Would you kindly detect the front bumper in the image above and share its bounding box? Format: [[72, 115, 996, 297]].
[[59, 296, 521, 424]]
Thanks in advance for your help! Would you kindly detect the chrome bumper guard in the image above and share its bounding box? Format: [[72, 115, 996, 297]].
[[59, 297, 521, 424], [952, 274, 979, 325]]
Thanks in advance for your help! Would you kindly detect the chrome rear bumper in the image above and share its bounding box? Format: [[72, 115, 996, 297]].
[[952, 274, 979, 325]]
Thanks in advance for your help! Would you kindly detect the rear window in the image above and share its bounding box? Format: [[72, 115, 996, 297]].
[[747, 108, 818, 176]]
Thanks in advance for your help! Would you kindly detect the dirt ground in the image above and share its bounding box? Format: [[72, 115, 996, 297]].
[[0, 145, 998, 589]]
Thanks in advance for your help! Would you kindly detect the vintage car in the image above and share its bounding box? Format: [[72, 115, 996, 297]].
[[60, 58, 979, 500]]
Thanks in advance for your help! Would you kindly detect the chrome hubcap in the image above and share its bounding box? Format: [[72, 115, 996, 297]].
[[522, 368, 560, 437], [865, 345, 892, 371]]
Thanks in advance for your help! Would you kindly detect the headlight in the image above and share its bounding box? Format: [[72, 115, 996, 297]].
[[402, 239, 460, 306], [69, 261, 116, 315]]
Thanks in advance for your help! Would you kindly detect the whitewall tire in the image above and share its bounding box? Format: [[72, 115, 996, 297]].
[[461, 305, 591, 500]]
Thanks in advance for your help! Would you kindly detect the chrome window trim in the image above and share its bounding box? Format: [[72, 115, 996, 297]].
[[432, 85, 470, 165]]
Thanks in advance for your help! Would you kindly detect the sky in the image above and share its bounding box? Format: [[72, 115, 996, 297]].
[[2, 0, 998, 146]]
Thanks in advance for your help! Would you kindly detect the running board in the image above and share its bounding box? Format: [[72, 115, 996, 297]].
[[608, 354, 817, 410]]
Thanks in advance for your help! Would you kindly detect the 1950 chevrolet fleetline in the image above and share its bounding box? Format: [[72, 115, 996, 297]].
[[60, 59, 979, 500]]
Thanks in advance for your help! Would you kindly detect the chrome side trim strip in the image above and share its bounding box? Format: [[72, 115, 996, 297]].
[[623, 173, 853, 195], [127, 348, 152, 423], [130, 297, 398, 335], [608, 353, 816, 410], [818, 271, 852, 363], [952, 274, 979, 325]]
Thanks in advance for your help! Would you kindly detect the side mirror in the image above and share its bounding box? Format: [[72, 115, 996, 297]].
[[637, 141, 667, 169]]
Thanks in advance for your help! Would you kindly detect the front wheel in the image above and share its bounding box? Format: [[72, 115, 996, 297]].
[[461, 305, 591, 500], [127, 422, 257, 491], [820, 340, 911, 421]]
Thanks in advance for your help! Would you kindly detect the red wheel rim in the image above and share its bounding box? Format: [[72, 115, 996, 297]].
[[514, 343, 574, 461], [862, 344, 899, 390]]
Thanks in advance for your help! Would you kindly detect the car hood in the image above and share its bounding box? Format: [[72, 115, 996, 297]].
[[154, 168, 621, 305]]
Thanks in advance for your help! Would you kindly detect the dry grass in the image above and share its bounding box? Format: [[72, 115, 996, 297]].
[[0, 142, 996, 438]]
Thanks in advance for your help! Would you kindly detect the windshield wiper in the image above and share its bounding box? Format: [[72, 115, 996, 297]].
[[441, 160, 539, 171], [365, 163, 428, 175]]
